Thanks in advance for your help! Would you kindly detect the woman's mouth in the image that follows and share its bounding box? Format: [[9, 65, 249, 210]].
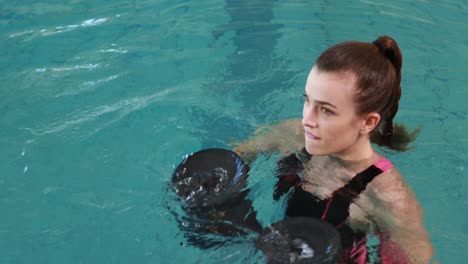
[[305, 131, 320, 140]]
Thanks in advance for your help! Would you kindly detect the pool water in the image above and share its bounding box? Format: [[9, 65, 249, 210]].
[[1, 0, 466, 263]]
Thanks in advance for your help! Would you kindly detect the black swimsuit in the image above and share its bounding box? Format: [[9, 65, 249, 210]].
[[275, 150, 393, 263]]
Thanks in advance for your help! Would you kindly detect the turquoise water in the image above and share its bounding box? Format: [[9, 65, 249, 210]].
[[1, 0, 467, 263]]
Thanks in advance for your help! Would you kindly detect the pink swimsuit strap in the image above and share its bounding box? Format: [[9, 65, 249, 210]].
[[373, 157, 393, 172]]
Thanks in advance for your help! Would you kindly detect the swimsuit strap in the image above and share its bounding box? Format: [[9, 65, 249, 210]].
[[336, 157, 393, 200], [322, 158, 393, 227], [373, 157, 393, 172]]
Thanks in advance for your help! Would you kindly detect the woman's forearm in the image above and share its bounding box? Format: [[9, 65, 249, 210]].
[[231, 118, 304, 162]]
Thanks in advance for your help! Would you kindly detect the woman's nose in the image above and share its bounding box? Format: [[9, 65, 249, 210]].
[[302, 109, 318, 128]]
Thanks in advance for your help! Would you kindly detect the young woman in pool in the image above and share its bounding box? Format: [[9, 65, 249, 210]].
[[232, 36, 434, 264]]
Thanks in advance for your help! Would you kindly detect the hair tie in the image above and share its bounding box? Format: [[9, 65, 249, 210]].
[[372, 40, 396, 61], [372, 40, 386, 53]]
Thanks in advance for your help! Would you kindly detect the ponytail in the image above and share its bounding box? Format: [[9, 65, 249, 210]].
[[370, 36, 420, 152], [370, 123, 421, 152]]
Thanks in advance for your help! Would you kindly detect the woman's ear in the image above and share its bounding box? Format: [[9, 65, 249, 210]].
[[360, 112, 381, 135]]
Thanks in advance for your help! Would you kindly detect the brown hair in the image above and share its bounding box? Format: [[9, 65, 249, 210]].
[[315, 35, 420, 151]]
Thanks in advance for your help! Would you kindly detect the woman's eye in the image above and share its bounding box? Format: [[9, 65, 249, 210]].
[[320, 107, 333, 115], [302, 94, 309, 102]]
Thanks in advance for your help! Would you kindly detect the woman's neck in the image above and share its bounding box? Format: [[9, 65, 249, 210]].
[[331, 138, 380, 173]]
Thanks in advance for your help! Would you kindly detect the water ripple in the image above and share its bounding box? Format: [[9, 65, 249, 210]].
[[55, 73, 122, 97], [379, 10, 436, 24], [8, 17, 110, 39], [25, 87, 175, 137], [35, 63, 101, 73]]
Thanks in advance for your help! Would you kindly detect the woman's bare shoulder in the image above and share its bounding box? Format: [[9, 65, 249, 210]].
[[366, 167, 420, 206], [364, 166, 425, 229], [369, 167, 408, 198]]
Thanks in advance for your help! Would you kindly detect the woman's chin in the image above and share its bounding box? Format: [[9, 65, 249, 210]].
[[305, 145, 325, 156]]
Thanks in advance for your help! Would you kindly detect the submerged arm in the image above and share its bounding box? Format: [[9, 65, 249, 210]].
[[368, 170, 434, 264], [231, 118, 304, 162]]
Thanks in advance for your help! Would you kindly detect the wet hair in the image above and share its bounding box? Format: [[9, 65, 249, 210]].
[[315, 35, 420, 151]]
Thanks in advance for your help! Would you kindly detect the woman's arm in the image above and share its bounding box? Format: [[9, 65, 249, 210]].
[[231, 118, 304, 162], [368, 169, 434, 264]]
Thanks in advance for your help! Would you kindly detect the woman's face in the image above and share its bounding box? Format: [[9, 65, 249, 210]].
[[302, 67, 366, 157]]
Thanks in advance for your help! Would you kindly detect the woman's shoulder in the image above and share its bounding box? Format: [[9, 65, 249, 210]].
[[367, 164, 405, 196], [365, 162, 419, 210]]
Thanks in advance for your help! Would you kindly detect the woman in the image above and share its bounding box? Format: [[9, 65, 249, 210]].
[[233, 36, 434, 263]]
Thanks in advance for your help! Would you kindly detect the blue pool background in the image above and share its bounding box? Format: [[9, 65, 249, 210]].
[[1, 0, 467, 263]]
